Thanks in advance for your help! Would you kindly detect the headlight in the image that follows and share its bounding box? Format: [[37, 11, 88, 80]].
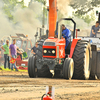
[[44, 50, 47, 53], [52, 50, 55, 54]]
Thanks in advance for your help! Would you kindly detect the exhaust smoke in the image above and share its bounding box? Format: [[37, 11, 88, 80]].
[[0, 1, 42, 41]]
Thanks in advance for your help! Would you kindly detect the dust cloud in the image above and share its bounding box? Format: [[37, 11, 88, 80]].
[[0, 11, 15, 38], [0, 0, 95, 40], [0, 1, 42, 42], [73, 17, 93, 36], [57, 0, 70, 17], [14, 2, 42, 39]]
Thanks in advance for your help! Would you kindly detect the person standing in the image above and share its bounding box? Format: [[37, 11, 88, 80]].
[[0, 40, 5, 46], [9, 39, 18, 71], [90, 21, 100, 37], [17, 47, 22, 60], [31, 42, 38, 56], [1, 40, 10, 69]]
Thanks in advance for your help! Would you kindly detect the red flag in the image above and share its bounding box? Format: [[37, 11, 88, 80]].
[[10, 58, 16, 64]]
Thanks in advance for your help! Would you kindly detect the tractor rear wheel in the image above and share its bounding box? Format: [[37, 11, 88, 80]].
[[28, 56, 37, 78], [73, 40, 91, 79], [63, 58, 74, 79]]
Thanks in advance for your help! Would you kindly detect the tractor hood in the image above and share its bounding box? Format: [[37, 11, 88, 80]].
[[43, 37, 65, 46], [43, 37, 58, 46], [43, 37, 66, 58]]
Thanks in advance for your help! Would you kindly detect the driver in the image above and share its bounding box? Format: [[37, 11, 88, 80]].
[[62, 24, 71, 49], [56, 24, 71, 49], [90, 21, 99, 37]]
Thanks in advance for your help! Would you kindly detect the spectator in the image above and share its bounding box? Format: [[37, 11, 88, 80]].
[[17, 47, 22, 60], [0, 40, 5, 45], [90, 21, 100, 37], [1, 40, 10, 69], [9, 39, 18, 71], [31, 42, 38, 56]]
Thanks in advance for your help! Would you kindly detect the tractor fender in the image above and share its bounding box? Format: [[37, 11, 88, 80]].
[[69, 38, 81, 58]]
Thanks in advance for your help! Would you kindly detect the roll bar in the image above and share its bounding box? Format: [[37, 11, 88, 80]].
[[56, 18, 76, 39]]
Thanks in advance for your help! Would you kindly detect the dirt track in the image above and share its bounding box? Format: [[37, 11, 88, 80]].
[[0, 71, 100, 100]]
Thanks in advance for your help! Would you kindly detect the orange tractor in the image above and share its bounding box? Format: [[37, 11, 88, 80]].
[[28, 0, 96, 79]]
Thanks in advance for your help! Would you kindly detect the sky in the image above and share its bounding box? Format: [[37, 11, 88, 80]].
[[24, 0, 31, 6], [23, 0, 49, 6], [18, 0, 31, 6]]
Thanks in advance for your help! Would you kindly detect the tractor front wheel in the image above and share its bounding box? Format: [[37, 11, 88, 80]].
[[28, 56, 37, 78], [63, 58, 74, 79]]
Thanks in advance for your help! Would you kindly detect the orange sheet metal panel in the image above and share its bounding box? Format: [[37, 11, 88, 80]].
[[56, 38, 66, 58], [49, 0, 57, 37]]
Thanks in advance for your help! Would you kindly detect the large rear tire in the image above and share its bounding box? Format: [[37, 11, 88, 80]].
[[28, 56, 37, 78], [73, 40, 91, 79], [63, 58, 74, 79]]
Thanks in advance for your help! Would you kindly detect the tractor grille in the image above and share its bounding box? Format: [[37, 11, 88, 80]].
[[44, 42, 55, 46], [43, 48, 56, 56]]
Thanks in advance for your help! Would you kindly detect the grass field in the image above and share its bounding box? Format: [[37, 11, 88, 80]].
[[0, 66, 27, 72]]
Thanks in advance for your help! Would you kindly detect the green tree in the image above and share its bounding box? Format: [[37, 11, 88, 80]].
[[2, 0, 26, 21], [73, 11, 96, 25], [34, 0, 45, 4], [70, 0, 100, 16], [70, 0, 99, 24]]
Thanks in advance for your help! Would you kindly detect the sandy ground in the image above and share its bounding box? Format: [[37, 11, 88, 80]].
[[0, 71, 100, 100]]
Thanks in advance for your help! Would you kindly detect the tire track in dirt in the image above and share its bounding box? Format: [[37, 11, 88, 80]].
[[1, 71, 100, 100]]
